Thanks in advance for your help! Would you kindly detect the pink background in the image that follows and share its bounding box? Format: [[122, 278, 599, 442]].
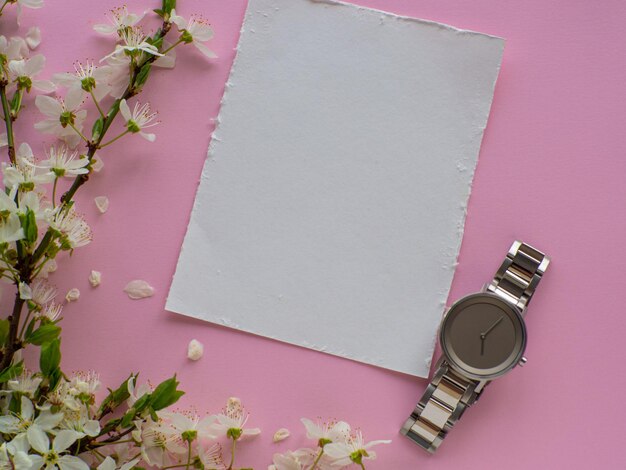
[[3, 0, 626, 468]]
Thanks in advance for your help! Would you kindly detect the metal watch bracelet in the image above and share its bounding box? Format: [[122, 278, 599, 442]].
[[401, 241, 550, 453]]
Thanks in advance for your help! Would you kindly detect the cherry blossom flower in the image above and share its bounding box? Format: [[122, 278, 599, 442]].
[[30, 279, 57, 308], [301, 418, 350, 447], [198, 443, 226, 470], [161, 410, 216, 442], [53, 61, 112, 101], [40, 302, 63, 321], [101, 27, 163, 62], [47, 207, 92, 249], [93, 6, 145, 36], [136, 418, 186, 467], [324, 430, 390, 467], [8, 54, 54, 93], [210, 397, 260, 440], [7, 371, 42, 398], [3, 143, 54, 190], [269, 449, 317, 470], [38, 146, 89, 179], [34, 88, 87, 148], [28, 429, 89, 470], [0, 35, 28, 62], [0, 396, 63, 444], [170, 10, 216, 58], [119, 99, 158, 142]]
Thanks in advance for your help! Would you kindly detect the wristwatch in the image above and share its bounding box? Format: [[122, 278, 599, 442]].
[[400, 240, 550, 453]]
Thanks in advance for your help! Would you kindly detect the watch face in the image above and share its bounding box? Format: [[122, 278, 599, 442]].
[[439, 293, 526, 379]]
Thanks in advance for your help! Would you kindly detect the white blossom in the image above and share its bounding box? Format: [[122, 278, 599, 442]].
[[28, 429, 89, 470], [119, 99, 158, 142], [170, 10, 216, 58], [101, 27, 163, 62], [53, 61, 112, 101], [38, 145, 89, 179], [34, 88, 87, 148], [324, 430, 390, 467], [210, 397, 260, 440], [8, 54, 55, 92], [94, 6, 145, 35], [48, 207, 92, 248]]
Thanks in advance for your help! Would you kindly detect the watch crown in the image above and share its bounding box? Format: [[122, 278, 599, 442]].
[[518, 356, 528, 367]]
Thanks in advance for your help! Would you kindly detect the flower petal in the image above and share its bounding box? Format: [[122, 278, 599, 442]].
[[124, 280, 154, 299], [26, 425, 49, 453]]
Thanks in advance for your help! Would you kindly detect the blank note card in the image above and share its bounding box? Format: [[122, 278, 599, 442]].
[[166, 0, 504, 377]]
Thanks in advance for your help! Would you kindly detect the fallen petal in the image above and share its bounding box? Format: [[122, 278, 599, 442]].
[[124, 280, 154, 300], [187, 339, 204, 361], [94, 196, 109, 214], [273, 428, 290, 443], [65, 288, 80, 302], [89, 270, 101, 287]]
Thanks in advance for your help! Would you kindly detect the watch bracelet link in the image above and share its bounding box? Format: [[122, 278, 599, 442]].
[[400, 359, 480, 453], [401, 241, 550, 453], [486, 240, 550, 311]]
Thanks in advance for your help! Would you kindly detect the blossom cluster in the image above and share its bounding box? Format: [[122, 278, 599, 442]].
[[270, 419, 390, 470], [0, 1, 392, 469], [0, 370, 260, 469]]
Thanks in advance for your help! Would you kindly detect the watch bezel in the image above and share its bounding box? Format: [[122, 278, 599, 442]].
[[439, 292, 527, 380]]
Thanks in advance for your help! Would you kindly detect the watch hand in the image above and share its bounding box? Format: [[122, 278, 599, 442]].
[[481, 316, 504, 338], [480, 336, 485, 356]]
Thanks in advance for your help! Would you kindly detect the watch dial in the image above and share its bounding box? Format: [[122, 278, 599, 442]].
[[440, 294, 526, 379]]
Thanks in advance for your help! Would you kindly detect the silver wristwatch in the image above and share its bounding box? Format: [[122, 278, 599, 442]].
[[401, 241, 550, 453]]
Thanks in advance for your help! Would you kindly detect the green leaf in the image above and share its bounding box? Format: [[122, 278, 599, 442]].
[[98, 373, 135, 417], [149, 375, 184, 411], [23, 209, 37, 244], [26, 323, 61, 346], [120, 408, 136, 428], [0, 361, 23, 383], [134, 63, 152, 89], [153, 8, 165, 18], [40, 339, 61, 377], [0, 319, 9, 346], [92, 117, 104, 140]]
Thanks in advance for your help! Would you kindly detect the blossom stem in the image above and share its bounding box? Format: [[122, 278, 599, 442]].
[[99, 129, 129, 148], [0, 81, 16, 163], [310, 449, 324, 470], [52, 178, 58, 207], [68, 122, 90, 143], [227, 437, 237, 470], [185, 441, 192, 470], [17, 307, 34, 340], [90, 89, 107, 119], [359, 464, 366, 470], [0, 291, 26, 371], [0, 1, 8, 17], [161, 39, 184, 55]]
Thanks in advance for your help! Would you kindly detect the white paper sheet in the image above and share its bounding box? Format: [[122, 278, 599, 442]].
[[166, 0, 504, 377]]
